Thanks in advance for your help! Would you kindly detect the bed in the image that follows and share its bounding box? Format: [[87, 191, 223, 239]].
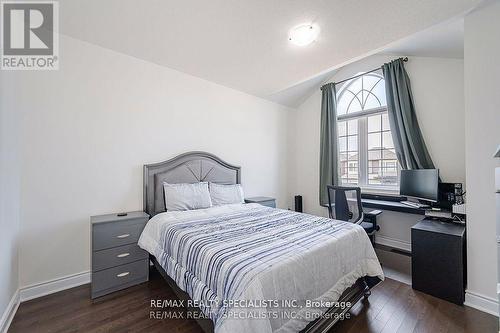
[[138, 151, 384, 333]]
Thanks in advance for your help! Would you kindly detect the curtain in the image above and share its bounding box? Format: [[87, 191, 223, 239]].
[[319, 82, 339, 206], [382, 58, 436, 170]]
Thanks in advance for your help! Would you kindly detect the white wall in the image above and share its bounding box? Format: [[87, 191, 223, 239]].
[[464, 0, 500, 311], [0, 71, 20, 329], [406, 57, 466, 184], [3, 35, 292, 288], [288, 54, 466, 248]]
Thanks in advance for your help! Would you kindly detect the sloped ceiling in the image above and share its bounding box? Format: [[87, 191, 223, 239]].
[[59, 0, 480, 107], [382, 18, 464, 59], [273, 17, 466, 107]]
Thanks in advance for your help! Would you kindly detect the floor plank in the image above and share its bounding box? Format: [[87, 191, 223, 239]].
[[9, 268, 499, 333]]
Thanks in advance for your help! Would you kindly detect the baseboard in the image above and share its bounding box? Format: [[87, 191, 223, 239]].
[[0, 271, 91, 332], [465, 290, 499, 317], [0, 290, 20, 333], [19, 271, 90, 302], [375, 235, 411, 252]]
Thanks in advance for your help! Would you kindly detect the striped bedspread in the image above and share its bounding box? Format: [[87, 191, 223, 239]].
[[138, 203, 383, 333]]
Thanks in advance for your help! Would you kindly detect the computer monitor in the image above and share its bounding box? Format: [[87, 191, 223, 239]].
[[400, 169, 439, 203]]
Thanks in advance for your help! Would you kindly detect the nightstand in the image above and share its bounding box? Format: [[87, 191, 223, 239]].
[[90, 211, 149, 299], [244, 196, 276, 208]]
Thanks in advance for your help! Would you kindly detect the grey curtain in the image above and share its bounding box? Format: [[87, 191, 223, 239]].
[[382, 59, 436, 170], [319, 82, 339, 206]]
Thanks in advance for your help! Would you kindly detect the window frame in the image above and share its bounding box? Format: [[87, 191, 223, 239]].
[[336, 72, 400, 193]]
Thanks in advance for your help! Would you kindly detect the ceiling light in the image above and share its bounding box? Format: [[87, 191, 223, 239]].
[[289, 23, 320, 46]]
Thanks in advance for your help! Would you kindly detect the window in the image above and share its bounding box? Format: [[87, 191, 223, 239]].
[[337, 71, 399, 190]]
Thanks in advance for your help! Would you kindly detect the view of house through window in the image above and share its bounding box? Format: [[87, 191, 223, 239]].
[[337, 71, 399, 190]]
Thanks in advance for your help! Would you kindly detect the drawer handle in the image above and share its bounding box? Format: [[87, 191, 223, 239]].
[[116, 234, 130, 239], [116, 272, 130, 278], [117, 253, 130, 258]]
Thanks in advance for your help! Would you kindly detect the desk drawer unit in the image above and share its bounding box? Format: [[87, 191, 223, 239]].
[[91, 211, 149, 299], [411, 219, 465, 305]]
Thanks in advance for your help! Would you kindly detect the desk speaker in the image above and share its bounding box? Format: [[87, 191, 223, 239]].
[[295, 195, 303, 213]]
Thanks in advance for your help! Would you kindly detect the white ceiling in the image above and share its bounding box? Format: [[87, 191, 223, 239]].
[[59, 0, 480, 107]]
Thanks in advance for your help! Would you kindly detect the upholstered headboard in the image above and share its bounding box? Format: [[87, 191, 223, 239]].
[[143, 151, 241, 216]]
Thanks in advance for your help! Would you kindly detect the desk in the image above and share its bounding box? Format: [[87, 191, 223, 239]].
[[362, 198, 425, 215]]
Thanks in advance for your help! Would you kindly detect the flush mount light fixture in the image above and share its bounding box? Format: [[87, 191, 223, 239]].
[[289, 23, 320, 46]]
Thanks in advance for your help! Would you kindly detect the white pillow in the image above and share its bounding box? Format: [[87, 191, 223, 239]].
[[163, 182, 212, 211], [209, 183, 244, 206]]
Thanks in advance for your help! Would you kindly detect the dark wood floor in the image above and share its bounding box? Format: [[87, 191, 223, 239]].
[[9, 268, 498, 333]]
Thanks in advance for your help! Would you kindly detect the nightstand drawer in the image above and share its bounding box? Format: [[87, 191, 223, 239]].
[[92, 244, 148, 272], [244, 197, 276, 208], [92, 259, 148, 296], [258, 200, 276, 208], [92, 219, 145, 251]]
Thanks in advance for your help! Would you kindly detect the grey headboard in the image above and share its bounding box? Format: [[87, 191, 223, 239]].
[[143, 151, 241, 216]]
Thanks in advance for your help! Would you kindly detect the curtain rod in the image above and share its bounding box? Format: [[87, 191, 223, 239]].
[[321, 57, 408, 90]]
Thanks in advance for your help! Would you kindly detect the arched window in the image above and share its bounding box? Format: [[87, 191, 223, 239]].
[[336, 71, 399, 189], [337, 73, 386, 115]]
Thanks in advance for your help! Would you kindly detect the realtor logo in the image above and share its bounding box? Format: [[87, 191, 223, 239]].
[[1, 1, 59, 70]]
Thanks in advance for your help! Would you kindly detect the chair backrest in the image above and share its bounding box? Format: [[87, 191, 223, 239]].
[[326, 185, 364, 224]]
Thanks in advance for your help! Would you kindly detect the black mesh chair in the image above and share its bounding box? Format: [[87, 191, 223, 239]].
[[326, 185, 380, 242]]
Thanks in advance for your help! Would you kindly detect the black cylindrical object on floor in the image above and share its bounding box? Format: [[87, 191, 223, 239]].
[[294, 195, 303, 213]]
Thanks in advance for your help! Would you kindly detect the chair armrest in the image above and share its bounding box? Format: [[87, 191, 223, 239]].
[[365, 209, 382, 217]]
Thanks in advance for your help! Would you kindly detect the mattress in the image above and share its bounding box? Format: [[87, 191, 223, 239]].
[[138, 203, 383, 333]]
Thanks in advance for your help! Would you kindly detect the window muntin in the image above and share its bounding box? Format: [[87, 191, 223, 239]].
[[338, 119, 359, 184], [367, 113, 398, 186], [337, 73, 387, 116], [336, 72, 399, 190]]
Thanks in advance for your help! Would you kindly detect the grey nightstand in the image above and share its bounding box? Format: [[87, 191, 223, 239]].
[[244, 196, 276, 208], [90, 211, 149, 299]]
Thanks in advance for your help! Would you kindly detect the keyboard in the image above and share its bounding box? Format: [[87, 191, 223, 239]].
[[401, 201, 429, 209]]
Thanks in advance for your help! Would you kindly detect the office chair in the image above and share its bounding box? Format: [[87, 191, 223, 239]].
[[326, 185, 381, 243]]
